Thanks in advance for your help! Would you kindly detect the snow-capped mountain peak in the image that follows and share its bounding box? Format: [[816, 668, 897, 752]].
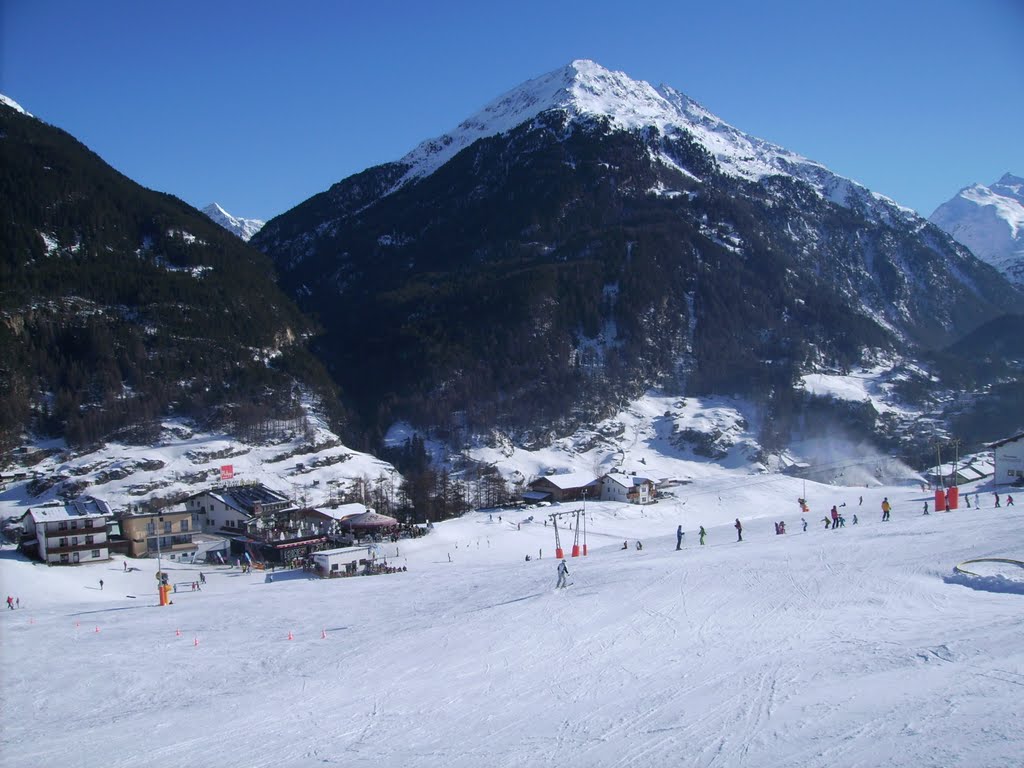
[[394, 60, 901, 219], [201, 202, 265, 242], [929, 172, 1024, 286], [0, 93, 32, 116]]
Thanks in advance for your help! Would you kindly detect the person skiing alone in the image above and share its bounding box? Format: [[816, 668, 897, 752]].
[[556, 559, 569, 589], [1008, 495, 1015, 507], [676, 525, 684, 551], [699, 526, 707, 545], [881, 497, 891, 521], [852, 514, 858, 525], [734, 518, 743, 542], [801, 517, 808, 532], [923, 501, 929, 515]]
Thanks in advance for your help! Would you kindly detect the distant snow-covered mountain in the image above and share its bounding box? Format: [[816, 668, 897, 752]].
[[202, 202, 265, 241], [929, 173, 1024, 287], [0, 93, 31, 116], [394, 59, 911, 221], [254, 60, 1023, 460]]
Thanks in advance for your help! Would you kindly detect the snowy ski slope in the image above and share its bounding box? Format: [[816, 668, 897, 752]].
[[1, 481, 1022, 768]]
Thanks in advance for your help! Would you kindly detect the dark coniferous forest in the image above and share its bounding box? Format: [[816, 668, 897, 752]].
[[3, 92, 1022, 464], [0, 103, 342, 451]]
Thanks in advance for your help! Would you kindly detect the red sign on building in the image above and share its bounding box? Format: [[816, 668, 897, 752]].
[[220, 464, 234, 481]]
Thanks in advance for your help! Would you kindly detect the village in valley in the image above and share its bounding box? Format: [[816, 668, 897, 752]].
[[2, 428, 1020, 584]]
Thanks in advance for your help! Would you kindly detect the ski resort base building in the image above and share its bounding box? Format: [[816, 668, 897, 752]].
[[526, 473, 601, 503], [600, 472, 657, 504], [118, 508, 198, 559], [185, 483, 294, 534], [20, 497, 112, 565], [990, 433, 1024, 487]]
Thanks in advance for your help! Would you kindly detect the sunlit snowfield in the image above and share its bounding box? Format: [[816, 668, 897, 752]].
[[2, 480, 1022, 768]]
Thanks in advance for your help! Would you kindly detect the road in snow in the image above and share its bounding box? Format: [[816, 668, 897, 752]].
[[1, 481, 1022, 768]]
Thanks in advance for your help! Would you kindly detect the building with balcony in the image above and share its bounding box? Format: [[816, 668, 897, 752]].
[[20, 497, 112, 565], [184, 483, 294, 534], [600, 472, 657, 504], [118, 508, 198, 558]]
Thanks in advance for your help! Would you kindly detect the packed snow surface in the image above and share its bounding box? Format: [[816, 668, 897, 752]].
[[3, 477, 1022, 767]]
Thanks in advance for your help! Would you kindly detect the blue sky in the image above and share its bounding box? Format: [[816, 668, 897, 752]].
[[2, 0, 1022, 221]]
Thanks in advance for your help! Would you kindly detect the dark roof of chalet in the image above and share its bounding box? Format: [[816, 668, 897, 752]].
[[187, 483, 292, 515], [988, 432, 1024, 450]]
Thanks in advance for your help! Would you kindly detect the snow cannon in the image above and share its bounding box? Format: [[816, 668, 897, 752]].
[[935, 489, 947, 512]]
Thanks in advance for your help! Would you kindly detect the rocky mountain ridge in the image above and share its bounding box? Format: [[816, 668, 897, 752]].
[[929, 172, 1024, 286], [253, 61, 1022, 457]]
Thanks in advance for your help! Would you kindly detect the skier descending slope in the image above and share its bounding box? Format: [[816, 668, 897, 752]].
[[734, 518, 743, 542], [556, 559, 569, 589]]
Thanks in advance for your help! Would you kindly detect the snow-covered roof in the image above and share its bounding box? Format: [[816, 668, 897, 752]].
[[308, 503, 371, 522], [989, 433, 1024, 450], [314, 545, 372, 559], [534, 472, 599, 490], [344, 511, 398, 529], [25, 497, 112, 522], [602, 472, 656, 488]]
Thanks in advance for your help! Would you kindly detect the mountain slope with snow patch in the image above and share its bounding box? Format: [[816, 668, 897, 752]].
[[202, 202, 265, 241], [930, 173, 1024, 286]]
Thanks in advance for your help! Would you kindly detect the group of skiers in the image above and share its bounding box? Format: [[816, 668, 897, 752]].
[[541, 487, 1018, 588], [821, 504, 858, 529]]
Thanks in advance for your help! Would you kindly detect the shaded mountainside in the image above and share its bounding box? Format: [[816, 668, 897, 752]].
[[254, 67, 1020, 449], [0, 101, 343, 449]]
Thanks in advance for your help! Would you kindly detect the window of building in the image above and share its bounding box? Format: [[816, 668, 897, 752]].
[[86, 535, 94, 545], [181, 520, 189, 532], [164, 522, 172, 534], [59, 538, 68, 547], [60, 554, 69, 563], [58, 521, 68, 531], [72, 537, 78, 546], [91, 550, 100, 558], [147, 522, 156, 535], [85, 519, 94, 529]]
